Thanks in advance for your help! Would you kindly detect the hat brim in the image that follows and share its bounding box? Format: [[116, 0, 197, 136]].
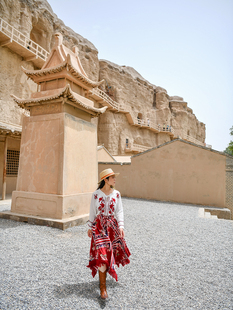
[[98, 172, 120, 184]]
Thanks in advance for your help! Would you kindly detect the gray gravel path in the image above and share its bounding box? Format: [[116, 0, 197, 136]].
[[0, 198, 233, 310]]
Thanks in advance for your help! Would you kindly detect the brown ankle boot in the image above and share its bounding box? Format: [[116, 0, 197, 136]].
[[99, 270, 108, 299]]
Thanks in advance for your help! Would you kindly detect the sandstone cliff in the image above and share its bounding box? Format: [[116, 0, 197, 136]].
[[0, 0, 205, 154], [0, 0, 99, 125], [98, 60, 205, 154]]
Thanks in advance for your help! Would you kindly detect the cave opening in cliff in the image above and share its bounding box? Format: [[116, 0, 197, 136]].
[[30, 24, 48, 51], [153, 90, 156, 108], [137, 113, 143, 124]]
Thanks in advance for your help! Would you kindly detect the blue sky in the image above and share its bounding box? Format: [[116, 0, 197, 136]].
[[48, 0, 233, 151]]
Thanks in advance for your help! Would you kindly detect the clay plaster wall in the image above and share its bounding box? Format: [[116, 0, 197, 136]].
[[16, 114, 62, 194], [16, 112, 98, 195], [63, 113, 98, 195], [99, 140, 226, 208], [97, 147, 115, 163]]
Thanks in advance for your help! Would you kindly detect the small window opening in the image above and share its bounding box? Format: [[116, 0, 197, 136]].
[[137, 113, 143, 124], [6, 150, 20, 176]]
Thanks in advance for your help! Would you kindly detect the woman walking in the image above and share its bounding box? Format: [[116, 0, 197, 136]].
[[87, 168, 131, 299]]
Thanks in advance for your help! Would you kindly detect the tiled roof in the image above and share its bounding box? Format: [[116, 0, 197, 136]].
[[11, 84, 107, 117]]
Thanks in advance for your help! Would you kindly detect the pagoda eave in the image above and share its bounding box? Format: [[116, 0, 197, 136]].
[[22, 63, 104, 90], [0, 121, 22, 138], [11, 85, 107, 117]]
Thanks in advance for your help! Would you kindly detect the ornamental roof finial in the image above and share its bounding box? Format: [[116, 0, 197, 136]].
[[54, 32, 63, 47], [72, 46, 79, 55]]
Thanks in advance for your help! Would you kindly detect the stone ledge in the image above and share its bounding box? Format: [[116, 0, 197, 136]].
[[0, 211, 89, 230], [204, 207, 231, 220]]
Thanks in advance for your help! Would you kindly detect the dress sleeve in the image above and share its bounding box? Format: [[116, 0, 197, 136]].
[[88, 193, 96, 228], [116, 192, 124, 229]]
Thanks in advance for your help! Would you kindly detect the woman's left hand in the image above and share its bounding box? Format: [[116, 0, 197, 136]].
[[119, 228, 125, 238], [87, 229, 92, 238]]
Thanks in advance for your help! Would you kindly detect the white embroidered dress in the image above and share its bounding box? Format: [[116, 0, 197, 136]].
[[87, 188, 130, 280], [88, 189, 124, 229]]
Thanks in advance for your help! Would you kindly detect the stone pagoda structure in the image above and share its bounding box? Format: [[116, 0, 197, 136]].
[[0, 33, 107, 229]]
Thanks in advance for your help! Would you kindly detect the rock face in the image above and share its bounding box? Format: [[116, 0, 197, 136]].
[[98, 61, 205, 154], [0, 46, 34, 125], [98, 60, 161, 154], [0, 0, 99, 126], [0, 0, 99, 79], [0, 0, 205, 155]]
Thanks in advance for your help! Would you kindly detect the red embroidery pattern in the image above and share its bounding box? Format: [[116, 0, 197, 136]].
[[109, 198, 116, 214], [116, 193, 120, 199], [94, 194, 98, 200], [87, 214, 131, 281], [98, 197, 105, 212]]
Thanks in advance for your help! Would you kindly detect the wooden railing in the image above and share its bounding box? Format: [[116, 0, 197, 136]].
[[91, 88, 126, 111], [125, 142, 150, 153], [181, 132, 205, 146], [91, 87, 176, 137], [127, 109, 175, 135], [90, 88, 209, 147], [137, 119, 175, 135], [0, 18, 49, 66]]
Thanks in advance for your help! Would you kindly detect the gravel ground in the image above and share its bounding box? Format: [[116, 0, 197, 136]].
[[0, 198, 233, 310]]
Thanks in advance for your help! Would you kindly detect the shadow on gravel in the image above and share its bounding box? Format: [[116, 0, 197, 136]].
[[0, 219, 26, 230], [54, 279, 121, 309]]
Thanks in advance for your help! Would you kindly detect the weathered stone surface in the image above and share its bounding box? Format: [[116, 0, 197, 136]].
[[170, 99, 205, 142], [0, 0, 98, 78], [0, 0, 99, 126], [98, 60, 205, 154], [97, 61, 165, 154], [0, 47, 34, 125]]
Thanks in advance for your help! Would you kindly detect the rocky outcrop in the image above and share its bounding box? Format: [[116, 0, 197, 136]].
[[98, 60, 205, 154]]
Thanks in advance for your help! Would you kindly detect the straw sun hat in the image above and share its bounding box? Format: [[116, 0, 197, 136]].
[[98, 168, 120, 184]]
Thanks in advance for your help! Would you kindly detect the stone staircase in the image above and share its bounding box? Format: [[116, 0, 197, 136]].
[[198, 207, 231, 220]]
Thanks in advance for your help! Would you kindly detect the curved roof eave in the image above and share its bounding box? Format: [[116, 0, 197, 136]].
[[11, 84, 107, 117]]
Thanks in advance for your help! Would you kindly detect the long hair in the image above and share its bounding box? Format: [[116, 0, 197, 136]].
[[97, 177, 109, 190]]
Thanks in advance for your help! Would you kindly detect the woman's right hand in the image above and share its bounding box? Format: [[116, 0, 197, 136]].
[[87, 229, 92, 238]]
